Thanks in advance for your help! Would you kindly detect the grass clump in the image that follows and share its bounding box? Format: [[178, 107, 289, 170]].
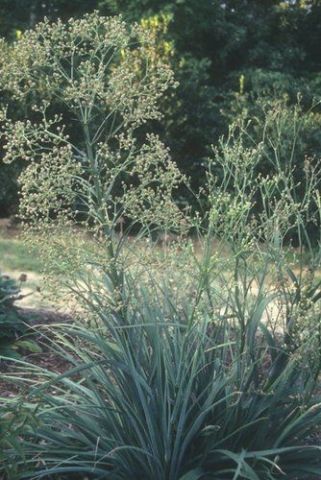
[[2, 284, 321, 479]]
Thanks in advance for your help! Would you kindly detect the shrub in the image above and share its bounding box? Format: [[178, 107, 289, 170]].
[[0, 272, 39, 359], [2, 128, 321, 476], [0, 161, 22, 217], [0, 272, 25, 357]]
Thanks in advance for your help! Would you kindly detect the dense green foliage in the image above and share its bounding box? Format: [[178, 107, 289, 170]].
[[0, 0, 97, 37], [3, 294, 321, 479], [0, 272, 26, 357]]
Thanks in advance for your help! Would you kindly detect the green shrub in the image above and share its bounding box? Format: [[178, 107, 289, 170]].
[[0, 272, 39, 359], [0, 271, 20, 307], [0, 272, 25, 356]]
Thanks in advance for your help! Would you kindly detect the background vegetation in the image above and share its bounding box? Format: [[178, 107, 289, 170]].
[[1, 0, 321, 225]]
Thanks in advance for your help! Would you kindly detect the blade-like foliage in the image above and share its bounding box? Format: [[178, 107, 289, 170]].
[[2, 284, 321, 480]]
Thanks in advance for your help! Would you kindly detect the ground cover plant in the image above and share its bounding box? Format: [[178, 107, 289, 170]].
[[0, 272, 25, 357], [0, 271, 41, 359], [1, 11, 321, 480]]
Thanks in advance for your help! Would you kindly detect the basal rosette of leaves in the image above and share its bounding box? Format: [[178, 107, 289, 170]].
[[2, 284, 321, 479]]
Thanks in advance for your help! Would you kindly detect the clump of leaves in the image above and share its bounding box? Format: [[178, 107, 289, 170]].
[[0, 272, 25, 356], [0, 272, 39, 358], [2, 283, 321, 479]]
